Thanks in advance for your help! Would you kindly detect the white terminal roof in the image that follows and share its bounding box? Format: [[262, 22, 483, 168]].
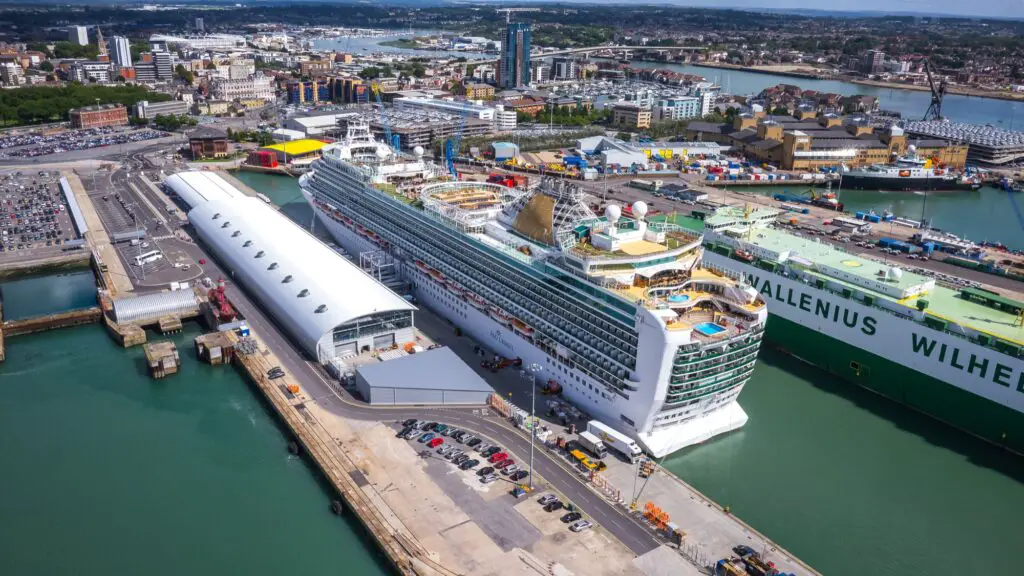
[[164, 171, 246, 209], [177, 171, 415, 357]]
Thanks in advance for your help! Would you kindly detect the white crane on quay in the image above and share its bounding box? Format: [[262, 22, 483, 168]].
[[497, 7, 540, 23]]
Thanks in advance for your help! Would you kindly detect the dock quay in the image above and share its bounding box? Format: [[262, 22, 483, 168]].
[[3, 307, 102, 337], [143, 341, 179, 379], [226, 327, 460, 576]]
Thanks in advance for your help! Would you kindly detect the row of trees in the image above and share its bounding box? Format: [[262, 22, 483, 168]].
[[0, 84, 170, 127], [130, 114, 197, 131], [225, 128, 274, 146]]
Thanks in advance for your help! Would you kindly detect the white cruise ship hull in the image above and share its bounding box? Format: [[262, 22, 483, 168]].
[[308, 197, 750, 457]]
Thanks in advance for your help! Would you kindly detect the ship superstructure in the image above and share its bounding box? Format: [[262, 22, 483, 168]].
[[300, 124, 768, 457], [843, 148, 979, 191], [696, 207, 1024, 452]]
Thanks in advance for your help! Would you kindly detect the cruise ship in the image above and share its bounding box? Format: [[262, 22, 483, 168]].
[[842, 148, 980, 191], [693, 206, 1024, 453], [299, 121, 769, 457]]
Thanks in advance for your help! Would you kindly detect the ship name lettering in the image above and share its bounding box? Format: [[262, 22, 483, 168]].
[[911, 333, 1024, 392], [747, 275, 876, 336]]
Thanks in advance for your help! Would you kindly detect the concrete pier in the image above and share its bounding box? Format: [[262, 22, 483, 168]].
[[228, 328, 460, 576]]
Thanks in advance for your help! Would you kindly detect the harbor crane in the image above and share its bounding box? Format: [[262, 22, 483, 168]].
[[497, 7, 539, 23], [370, 82, 399, 150], [922, 59, 947, 121], [444, 103, 469, 178]]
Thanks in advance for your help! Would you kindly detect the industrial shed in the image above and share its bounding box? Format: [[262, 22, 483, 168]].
[[354, 347, 493, 406], [163, 171, 246, 210], [113, 290, 200, 324], [187, 191, 416, 364]]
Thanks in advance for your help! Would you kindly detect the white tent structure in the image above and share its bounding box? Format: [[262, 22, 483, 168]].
[[164, 171, 247, 209], [180, 172, 416, 363]]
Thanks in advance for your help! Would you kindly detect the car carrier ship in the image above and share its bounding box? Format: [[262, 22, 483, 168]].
[[299, 121, 769, 457], [692, 205, 1024, 453]]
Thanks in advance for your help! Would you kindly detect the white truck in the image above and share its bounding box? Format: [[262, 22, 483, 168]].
[[587, 420, 643, 463], [576, 431, 607, 459]]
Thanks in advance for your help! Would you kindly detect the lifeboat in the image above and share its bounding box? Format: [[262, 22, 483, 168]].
[[415, 260, 430, 273], [468, 294, 488, 309], [898, 170, 911, 177], [429, 269, 444, 281], [445, 281, 465, 297], [488, 305, 512, 325], [512, 318, 534, 336]]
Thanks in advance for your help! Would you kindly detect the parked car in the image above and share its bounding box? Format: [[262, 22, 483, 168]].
[[510, 470, 529, 481], [561, 512, 582, 524], [438, 445, 454, 456], [569, 520, 593, 532], [427, 437, 444, 448], [466, 438, 482, 448], [447, 449, 463, 461], [538, 494, 558, 506], [488, 452, 508, 463], [433, 423, 448, 434], [402, 418, 417, 427], [422, 421, 438, 431], [418, 432, 435, 443], [482, 446, 501, 457], [397, 426, 413, 438], [544, 501, 564, 512], [459, 459, 480, 470], [477, 466, 495, 476], [475, 443, 492, 454], [454, 454, 470, 465], [501, 464, 519, 475], [495, 459, 515, 470], [481, 474, 499, 484]]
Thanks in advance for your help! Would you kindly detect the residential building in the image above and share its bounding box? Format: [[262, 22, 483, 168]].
[[68, 26, 88, 46], [227, 61, 255, 80], [612, 103, 652, 129], [188, 126, 230, 159], [551, 57, 578, 80], [212, 73, 276, 101], [286, 78, 332, 104], [111, 36, 132, 68], [531, 61, 549, 84], [195, 100, 231, 116], [70, 61, 112, 83], [69, 104, 128, 129], [135, 99, 190, 120], [502, 97, 545, 116], [195, 17, 205, 32], [698, 90, 715, 117], [463, 83, 494, 100], [499, 22, 531, 89], [860, 50, 885, 75], [300, 60, 332, 77], [1, 63, 25, 86], [653, 97, 702, 122], [471, 64, 496, 83]]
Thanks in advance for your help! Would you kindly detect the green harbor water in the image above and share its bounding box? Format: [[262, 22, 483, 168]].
[[0, 322, 390, 576], [234, 171, 1024, 576], [0, 269, 97, 321]]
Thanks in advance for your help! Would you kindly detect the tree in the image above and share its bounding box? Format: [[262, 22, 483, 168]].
[[616, 131, 634, 141], [771, 106, 790, 116], [116, 75, 126, 83], [38, 61, 53, 72], [358, 66, 382, 80], [205, 61, 217, 70], [175, 64, 194, 84], [129, 116, 149, 126]]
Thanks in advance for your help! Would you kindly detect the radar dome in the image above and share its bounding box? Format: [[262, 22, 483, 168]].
[[907, 144, 917, 154], [632, 201, 648, 219], [413, 146, 425, 157], [605, 204, 622, 224], [889, 266, 903, 280]]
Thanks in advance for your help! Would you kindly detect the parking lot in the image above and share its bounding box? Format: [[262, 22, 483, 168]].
[[0, 126, 169, 160], [0, 170, 81, 265]]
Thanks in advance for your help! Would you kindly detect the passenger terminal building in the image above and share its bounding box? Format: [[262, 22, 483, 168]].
[[164, 171, 416, 363]]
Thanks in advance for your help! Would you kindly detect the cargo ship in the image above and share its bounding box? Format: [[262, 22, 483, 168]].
[[690, 205, 1024, 453], [299, 121, 769, 457], [841, 147, 980, 191]]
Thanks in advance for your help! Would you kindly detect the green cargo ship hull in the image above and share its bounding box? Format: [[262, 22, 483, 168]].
[[763, 314, 1024, 455]]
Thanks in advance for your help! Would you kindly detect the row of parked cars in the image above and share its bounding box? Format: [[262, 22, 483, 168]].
[[0, 128, 169, 160], [537, 494, 592, 532], [1, 174, 70, 253], [397, 419, 530, 484]]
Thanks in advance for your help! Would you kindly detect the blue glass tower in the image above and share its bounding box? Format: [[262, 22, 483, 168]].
[[499, 22, 531, 89]]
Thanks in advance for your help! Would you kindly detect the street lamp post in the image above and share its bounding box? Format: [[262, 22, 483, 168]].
[[524, 362, 542, 489]]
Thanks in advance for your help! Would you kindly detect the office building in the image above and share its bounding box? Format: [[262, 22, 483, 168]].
[[111, 36, 132, 68], [153, 51, 173, 80], [135, 63, 156, 84], [69, 104, 128, 129], [135, 100, 191, 120], [195, 17, 205, 32], [493, 106, 517, 132], [531, 61, 549, 84], [212, 73, 275, 101], [653, 97, 702, 122], [860, 50, 885, 75], [70, 61, 112, 84], [551, 57, 578, 80], [612, 103, 652, 129], [499, 22, 531, 89], [68, 26, 88, 46]]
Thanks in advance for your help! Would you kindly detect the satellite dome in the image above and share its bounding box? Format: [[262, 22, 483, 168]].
[[605, 204, 622, 224], [413, 145, 424, 157], [907, 144, 917, 154], [889, 266, 903, 280], [632, 201, 648, 219]]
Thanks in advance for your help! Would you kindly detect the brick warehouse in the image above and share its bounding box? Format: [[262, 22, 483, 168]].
[[69, 104, 129, 129]]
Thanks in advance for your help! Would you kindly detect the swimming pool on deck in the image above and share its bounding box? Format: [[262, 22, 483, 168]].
[[694, 322, 726, 336]]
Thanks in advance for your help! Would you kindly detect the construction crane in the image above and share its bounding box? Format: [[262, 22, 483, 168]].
[[497, 7, 539, 23], [370, 82, 399, 150], [445, 103, 469, 178], [922, 59, 947, 121]]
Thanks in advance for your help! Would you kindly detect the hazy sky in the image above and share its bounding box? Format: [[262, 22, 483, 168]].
[[664, 0, 1023, 18]]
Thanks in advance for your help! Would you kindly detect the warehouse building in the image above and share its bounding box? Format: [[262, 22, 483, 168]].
[[355, 347, 493, 405], [178, 171, 416, 363]]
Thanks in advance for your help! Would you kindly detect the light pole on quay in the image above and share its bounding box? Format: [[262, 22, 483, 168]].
[[523, 362, 542, 490]]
